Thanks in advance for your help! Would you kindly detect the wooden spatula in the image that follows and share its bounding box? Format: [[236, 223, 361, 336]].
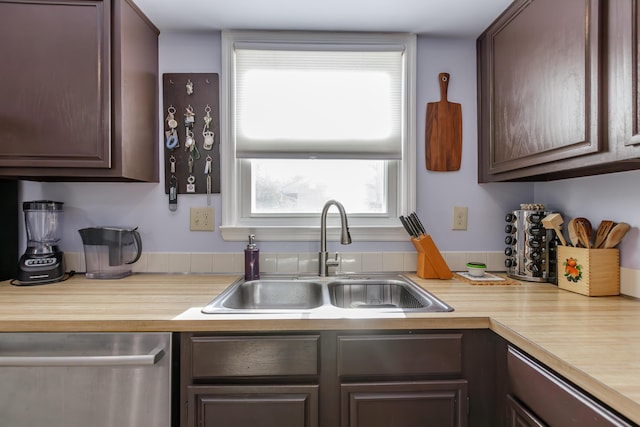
[[576, 220, 591, 249], [593, 220, 614, 249], [567, 218, 580, 247], [425, 73, 462, 171]]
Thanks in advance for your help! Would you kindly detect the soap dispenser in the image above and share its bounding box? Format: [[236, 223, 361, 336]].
[[244, 234, 260, 280]]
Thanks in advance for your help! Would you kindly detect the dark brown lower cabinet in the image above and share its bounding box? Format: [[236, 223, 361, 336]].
[[180, 330, 500, 427], [507, 346, 635, 427], [341, 380, 468, 427], [506, 394, 545, 427], [187, 384, 318, 427]]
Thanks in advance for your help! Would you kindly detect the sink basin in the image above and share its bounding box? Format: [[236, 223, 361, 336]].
[[201, 275, 453, 314], [327, 278, 450, 311], [202, 279, 324, 312]]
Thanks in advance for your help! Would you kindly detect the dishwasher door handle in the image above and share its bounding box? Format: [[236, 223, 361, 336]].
[[0, 345, 165, 367]]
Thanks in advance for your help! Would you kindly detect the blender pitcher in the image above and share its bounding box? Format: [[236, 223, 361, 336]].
[[17, 201, 66, 285], [79, 227, 142, 279]]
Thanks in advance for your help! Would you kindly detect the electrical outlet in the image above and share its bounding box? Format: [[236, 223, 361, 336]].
[[190, 207, 215, 231], [452, 206, 468, 230]]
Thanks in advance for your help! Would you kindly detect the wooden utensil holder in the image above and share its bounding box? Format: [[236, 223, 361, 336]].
[[411, 235, 453, 279], [557, 246, 619, 296]]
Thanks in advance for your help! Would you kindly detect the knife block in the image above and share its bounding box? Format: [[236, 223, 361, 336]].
[[411, 235, 453, 279]]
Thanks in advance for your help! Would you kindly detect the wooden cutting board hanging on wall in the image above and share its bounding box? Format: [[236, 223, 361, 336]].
[[425, 72, 462, 171]]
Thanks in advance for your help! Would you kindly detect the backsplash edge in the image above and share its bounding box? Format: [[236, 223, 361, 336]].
[[62, 251, 640, 298]]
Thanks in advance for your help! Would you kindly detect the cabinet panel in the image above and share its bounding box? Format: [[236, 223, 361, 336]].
[[0, 0, 159, 181], [480, 0, 602, 176], [340, 380, 468, 427], [188, 384, 318, 427], [508, 347, 633, 426], [190, 335, 319, 378], [337, 333, 462, 377], [0, 0, 110, 169], [506, 394, 546, 427], [631, 0, 640, 145]]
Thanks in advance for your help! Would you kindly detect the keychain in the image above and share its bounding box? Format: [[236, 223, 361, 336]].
[[184, 105, 195, 128], [186, 79, 194, 95], [184, 106, 200, 159], [204, 155, 212, 174], [205, 156, 213, 205], [185, 129, 195, 151], [169, 175, 178, 211], [203, 105, 215, 150], [188, 155, 194, 174], [169, 155, 176, 174], [186, 175, 196, 193], [165, 106, 179, 150]]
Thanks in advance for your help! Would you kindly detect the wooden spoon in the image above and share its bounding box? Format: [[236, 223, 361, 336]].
[[593, 220, 614, 249], [603, 222, 631, 249], [574, 217, 592, 248]]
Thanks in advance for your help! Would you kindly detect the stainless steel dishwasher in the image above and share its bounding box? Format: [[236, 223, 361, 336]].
[[0, 332, 172, 427]]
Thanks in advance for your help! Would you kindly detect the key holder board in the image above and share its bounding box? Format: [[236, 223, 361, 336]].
[[162, 73, 220, 195]]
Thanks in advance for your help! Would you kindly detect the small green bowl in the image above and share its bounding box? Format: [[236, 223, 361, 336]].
[[466, 262, 487, 277]]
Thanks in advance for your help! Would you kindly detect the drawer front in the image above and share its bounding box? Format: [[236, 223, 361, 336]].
[[337, 333, 462, 377], [507, 347, 633, 427], [191, 335, 319, 378]]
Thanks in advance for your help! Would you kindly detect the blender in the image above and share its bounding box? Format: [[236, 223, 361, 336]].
[[16, 200, 66, 285]]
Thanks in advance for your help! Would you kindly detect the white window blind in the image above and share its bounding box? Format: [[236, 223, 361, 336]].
[[233, 43, 405, 159]]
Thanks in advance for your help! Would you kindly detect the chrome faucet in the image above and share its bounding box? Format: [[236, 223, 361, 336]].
[[319, 200, 352, 276]]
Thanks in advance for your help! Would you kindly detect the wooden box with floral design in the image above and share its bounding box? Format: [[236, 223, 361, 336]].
[[557, 246, 620, 296]]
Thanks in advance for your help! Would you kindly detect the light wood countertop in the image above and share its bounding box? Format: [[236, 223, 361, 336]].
[[0, 273, 639, 424]]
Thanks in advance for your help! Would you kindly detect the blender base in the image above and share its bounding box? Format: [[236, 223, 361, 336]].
[[16, 252, 66, 285]]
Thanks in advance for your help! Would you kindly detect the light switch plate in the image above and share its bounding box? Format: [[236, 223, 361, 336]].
[[452, 206, 468, 230], [190, 207, 215, 231]]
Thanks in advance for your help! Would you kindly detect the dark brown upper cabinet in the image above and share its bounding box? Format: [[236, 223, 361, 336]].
[[0, 0, 159, 182], [477, 0, 640, 182]]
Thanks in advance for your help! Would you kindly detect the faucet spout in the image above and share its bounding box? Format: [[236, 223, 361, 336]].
[[319, 200, 352, 276]]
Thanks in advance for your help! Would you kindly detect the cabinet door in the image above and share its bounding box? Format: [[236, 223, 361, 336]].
[[0, 0, 111, 169], [478, 0, 602, 179], [506, 395, 546, 427], [340, 380, 468, 427], [628, 0, 640, 146], [508, 347, 634, 427], [187, 384, 318, 427]]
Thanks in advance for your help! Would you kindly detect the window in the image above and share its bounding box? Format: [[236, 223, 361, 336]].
[[220, 31, 416, 241]]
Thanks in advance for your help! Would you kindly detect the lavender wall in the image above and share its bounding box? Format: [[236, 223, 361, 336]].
[[535, 170, 640, 268], [29, 32, 620, 266]]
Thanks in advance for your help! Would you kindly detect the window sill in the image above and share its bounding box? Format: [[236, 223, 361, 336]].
[[220, 225, 408, 242]]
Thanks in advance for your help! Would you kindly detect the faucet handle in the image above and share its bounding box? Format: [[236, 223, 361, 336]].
[[326, 253, 340, 268]]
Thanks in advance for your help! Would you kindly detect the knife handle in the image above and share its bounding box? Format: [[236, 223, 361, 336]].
[[399, 216, 417, 238], [410, 212, 427, 235]]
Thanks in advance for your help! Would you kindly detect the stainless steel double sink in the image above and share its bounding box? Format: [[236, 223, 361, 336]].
[[201, 274, 453, 314]]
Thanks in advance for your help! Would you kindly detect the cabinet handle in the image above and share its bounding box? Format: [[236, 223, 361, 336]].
[[0, 346, 165, 367]]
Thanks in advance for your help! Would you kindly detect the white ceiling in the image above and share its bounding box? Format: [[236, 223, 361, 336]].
[[134, 0, 512, 37]]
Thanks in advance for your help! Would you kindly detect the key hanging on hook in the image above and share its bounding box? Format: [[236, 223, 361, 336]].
[[205, 155, 213, 206], [186, 175, 196, 193], [165, 106, 179, 150], [203, 105, 214, 150], [169, 175, 178, 212]]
